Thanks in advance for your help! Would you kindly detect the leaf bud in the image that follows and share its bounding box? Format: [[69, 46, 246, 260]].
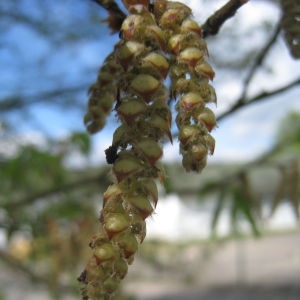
[[103, 184, 123, 203], [88, 105, 106, 119], [90, 93, 115, 113], [130, 74, 161, 101], [121, 14, 145, 41], [114, 257, 128, 279], [112, 231, 138, 258], [94, 243, 117, 263], [86, 282, 105, 300], [171, 78, 189, 97], [103, 277, 120, 294], [166, 0, 192, 12], [122, 0, 150, 10], [112, 124, 132, 146], [159, 7, 191, 28], [102, 199, 126, 218], [178, 47, 204, 68], [85, 256, 107, 282], [168, 34, 185, 54], [151, 86, 169, 103], [197, 83, 217, 104], [89, 231, 109, 249], [182, 155, 207, 172], [97, 72, 115, 85], [104, 213, 130, 238], [179, 124, 199, 145], [150, 99, 172, 126], [86, 119, 106, 134], [128, 3, 152, 15], [153, 0, 168, 19], [140, 178, 158, 207], [117, 98, 147, 124], [148, 115, 172, 142], [195, 107, 216, 132], [126, 194, 153, 219], [181, 19, 202, 36], [182, 152, 206, 172], [130, 214, 146, 242], [141, 52, 169, 78], [117, 41, 145, 67], [179, 92, 205, 111], [113, 156, 143, 182], [204, 133, 215, 155], [195, 61, 215, 80], [135, 138, 163, 164], [144, 25, 167, 50], [190, 144, 208, 160]]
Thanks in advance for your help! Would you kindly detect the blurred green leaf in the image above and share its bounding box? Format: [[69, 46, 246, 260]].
[[233, 187, 260, 237], [68, 132, 91, 154], [276, 111, 300, 149], [211, 187, 226, 235]]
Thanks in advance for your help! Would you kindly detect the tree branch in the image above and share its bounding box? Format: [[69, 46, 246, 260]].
[[202, 0, 249, 38], [0, 84, 88, 113], [215, 21, 289, 122], [2, 172, 108, 210], [239, 22, 282, 102], [217, 77, 300, 122], [1, 10, 52, 37]]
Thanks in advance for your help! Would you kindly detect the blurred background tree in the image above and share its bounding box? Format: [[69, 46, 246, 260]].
[[0, 0, 299, 299]]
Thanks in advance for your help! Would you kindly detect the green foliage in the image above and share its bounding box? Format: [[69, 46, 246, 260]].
[[276, 111, 300, 150], [0, 145, 65, 196], [68, 132, 91, 155]]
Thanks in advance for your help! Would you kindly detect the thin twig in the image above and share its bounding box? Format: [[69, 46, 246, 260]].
[[202, 0, 249, 38], [0, 84, 89, 112], [2, 173, 107, 210], [217, 77, 300, 122], [239, 23, 282, 102]]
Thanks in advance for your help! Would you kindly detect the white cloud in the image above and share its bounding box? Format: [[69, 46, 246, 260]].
[[0, 131, 47, 158], [88, 130, 115, 165], [147, 194, 212, 240], [162, 141, 180, 162]]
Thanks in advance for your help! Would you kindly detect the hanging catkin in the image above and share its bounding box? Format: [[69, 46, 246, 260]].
[[80, 1, 217, 299]]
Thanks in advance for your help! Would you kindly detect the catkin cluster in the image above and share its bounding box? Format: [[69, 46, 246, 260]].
[[80, 1, 217, 299], [84, 54, 122, 134], [156, 1, 217, 171]]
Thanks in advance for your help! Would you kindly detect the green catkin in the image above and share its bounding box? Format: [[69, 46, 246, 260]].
[[156, 0, 217, 172], [84, 53, 122, 134], [80, 1, 217, 299]]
